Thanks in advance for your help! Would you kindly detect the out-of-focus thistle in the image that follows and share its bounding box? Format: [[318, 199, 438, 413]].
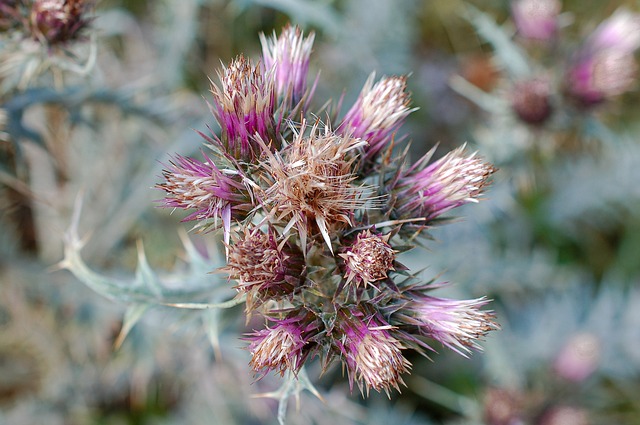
[[511, 0, 561, 41], [510, 77, 553, 126], [0, 0, 94, 93], [29, 0, 90, 46], [157, 25, 498, 399], [565, 8, 640, 107]]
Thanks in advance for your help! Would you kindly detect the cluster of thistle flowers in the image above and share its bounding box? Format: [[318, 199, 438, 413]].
[[158, 25, 499, 396], [508, 0, 640, 125], [0, 0, 90, 46]]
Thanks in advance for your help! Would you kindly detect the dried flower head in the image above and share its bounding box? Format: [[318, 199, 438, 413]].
[[260, 24, 315, 105], [339, 75, 413, 166], [396, 295, 498, 356], [247, 316, 313, 377], [29, 0, 90, 46], [336, 310, 411, 396], [510, 77, 553, 125], [224, 226, 304, 305], [511, 0, 561, 41], [393, 146, 496, 223], [157, 153, 253, 242], [258, 120, 374, 252], [339, 230, 395, 288], [209, 55, 277, 160]]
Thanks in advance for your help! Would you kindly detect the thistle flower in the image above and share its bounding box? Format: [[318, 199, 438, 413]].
[[510, 77, 553, 125], [339, 229, 395, 288], [393, 146, 496, 223], [511, 0, 561, 41], [223, 226, 305, 306], [339, 75, 413, 166], [565, 8, 640, 106], [247, 314, 315, 377], [260, 24, 315, 106], [258, 120, 374, 253], [335, 309, 411, 396], [395, 295, 498, 356], [209, 55, 277, 160], [29, 0, 90, 46], [157, 153, 253, 242]]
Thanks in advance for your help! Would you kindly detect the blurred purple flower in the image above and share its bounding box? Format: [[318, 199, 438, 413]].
[[511, 0, 561, 41], [29, 0, 90, 45], [510, 77, 554, 125], [566, 8, 640, 106]]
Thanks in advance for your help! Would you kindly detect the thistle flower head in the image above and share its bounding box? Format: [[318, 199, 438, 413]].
[[397, 295, 498, 356], [260, 24, 315, 105], [393, 146, 496, 223], [29, 0, 90, 46], [339, 74, 413, 165], [247, 314, 315, 377], [510, 77, 553, 125], [223, 226, 304, 305], [258, 120, 374, 253], [511, 0, 561, 41], [157, 153, 253, 242], [566, 8, 640, 106], [210, 55, 277, 160], [339, 230, 395, 288], [336, 309, 411, 396]]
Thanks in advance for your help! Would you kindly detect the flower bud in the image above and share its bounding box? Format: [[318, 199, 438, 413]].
[[339, 230, 395, 288]]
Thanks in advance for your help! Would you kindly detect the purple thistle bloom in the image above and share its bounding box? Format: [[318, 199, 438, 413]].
[[339, 74, 414, 166], [209, 55, 278, 160], [246, 314, 316, 377], [157, 153, 253, 243], [29, 0, 90, 46], [393, 146, 495, 223], [335, 309, 410, 396], [565, 8, 640, 106], [260, 24, 315, 106], [511, 0, 561, 41], [396, 295, 498, 356]]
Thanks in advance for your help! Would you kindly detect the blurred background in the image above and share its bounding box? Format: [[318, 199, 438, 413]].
[[1, 0, 640, 424]]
